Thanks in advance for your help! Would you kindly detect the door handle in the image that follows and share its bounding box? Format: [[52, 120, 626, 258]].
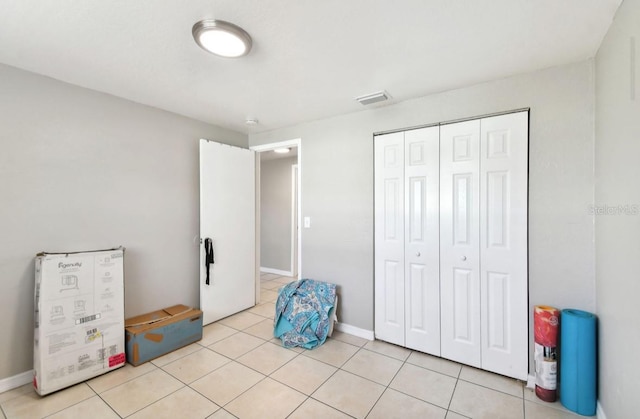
[[461, 255, 467, 261]]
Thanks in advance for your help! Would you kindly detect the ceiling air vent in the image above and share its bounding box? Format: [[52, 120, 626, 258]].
[[355, 91, 389, 106]]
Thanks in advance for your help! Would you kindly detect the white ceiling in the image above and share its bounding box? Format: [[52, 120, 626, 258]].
[[0, 0, 621, 134]]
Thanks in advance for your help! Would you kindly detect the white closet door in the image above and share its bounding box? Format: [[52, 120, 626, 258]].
[[440, 120, 482, 367], [374, 132, 405, 345], [404, 127, 441, 355], [479, 112, 528, 380]]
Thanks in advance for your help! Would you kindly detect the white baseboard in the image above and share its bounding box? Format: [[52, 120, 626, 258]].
[[0, 370, 32, 393], [526, 374, 536, 389], [597, 401, 607, 419], [529, 372, 606, 419], [260, 267, 293, 277], [334, 322, 374, 341]]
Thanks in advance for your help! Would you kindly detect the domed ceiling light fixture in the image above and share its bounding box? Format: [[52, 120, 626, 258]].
[[192, 20, 252, 58]]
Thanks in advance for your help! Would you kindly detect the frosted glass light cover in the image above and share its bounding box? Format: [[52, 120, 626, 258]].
[[199, 30, 247, 57], [193, 20, 252, 58]]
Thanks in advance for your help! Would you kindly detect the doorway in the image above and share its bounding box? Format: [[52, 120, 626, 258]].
[[250, 139, 302, 303]]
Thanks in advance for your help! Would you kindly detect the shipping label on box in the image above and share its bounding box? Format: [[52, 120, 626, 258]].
[[34, 247, 126, 395]]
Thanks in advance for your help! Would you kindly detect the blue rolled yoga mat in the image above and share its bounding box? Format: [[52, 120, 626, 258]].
[[560, 309, 597, 416]]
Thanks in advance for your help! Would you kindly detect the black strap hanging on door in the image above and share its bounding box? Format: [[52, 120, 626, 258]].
[[204, 238, 215, 285]]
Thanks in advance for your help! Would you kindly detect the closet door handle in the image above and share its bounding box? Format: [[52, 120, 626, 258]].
[[416, 252, 421, 257], [461, 255, 467, 261]]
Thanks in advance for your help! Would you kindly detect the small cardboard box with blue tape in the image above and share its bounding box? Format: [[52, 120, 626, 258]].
[[124, 304, 202, 366]]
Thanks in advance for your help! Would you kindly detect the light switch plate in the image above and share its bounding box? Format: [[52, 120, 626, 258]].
[[304, 217, 311, 228]]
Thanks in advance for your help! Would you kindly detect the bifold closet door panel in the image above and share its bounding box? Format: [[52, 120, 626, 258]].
[[479, 112, 529, 380], [374, 132, 405, 345], [404, 127, 440, 355], [440, 119, 482, 368]]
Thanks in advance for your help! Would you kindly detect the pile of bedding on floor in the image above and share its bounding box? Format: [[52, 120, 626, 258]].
[[274, 278, 337, 349]]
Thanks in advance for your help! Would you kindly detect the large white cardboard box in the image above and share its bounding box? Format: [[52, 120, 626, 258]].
[[34, 247, 126, 395]]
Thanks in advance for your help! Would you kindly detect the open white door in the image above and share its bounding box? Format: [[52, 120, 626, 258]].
[[200, 139, 256, 325]]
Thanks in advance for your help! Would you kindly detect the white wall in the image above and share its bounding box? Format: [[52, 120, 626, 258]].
[[260, 156, 296, 272], [0, 64, 246, 380], [250, 60, 596, 372], [595, 0, 640, 416]]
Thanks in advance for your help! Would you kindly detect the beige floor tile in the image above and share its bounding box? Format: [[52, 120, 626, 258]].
[[524, 400, 591, 418], [312, 370, 385, 419], [368, 388, 447, 419], [100, 369, 184, 417], [207, 408, 237, 418], [200, 323, 238, 346], [128, 387, 219, 419], [1, 406, 5, 419], [389, 363, 457, 409], [259, 289, 279, 302], [363, 340, 411, 361], [225, 378, 306, 419], [163, 348, 231, 384], [236, 342, 298, 375], [330, 331, 369, 347], [302, 339, 359, 367], [406, 351, 462, 378], [1, 383, 94, 418], [260, 280, 282, 290], [445, 411, 470, 419], [244, 319, 276, 340], [273, 276, 295, 284], [459, 366, 524, 397], [270, 354, 337, 395], [209, 332, 265, 359], [218, 312, 265, 330], [341, 348, 403, 385], [207, 409, 237, 418], [0, 383, 33, 404], [247, 302, 276, 318], [87, 362, 156, 393], [449, 380, 524, 419], [260, 273, 280, 281], [523, 388, 590, 417], [288, 398, 351, 419], [46, 395, 119, 419], [190, 362, 264, 406], [151, 342, 203, 367]]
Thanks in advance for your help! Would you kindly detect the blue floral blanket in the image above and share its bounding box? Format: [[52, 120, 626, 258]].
[[274, 279, 337, 349]]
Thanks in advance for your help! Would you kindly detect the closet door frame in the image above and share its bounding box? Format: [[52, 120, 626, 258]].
[[374, 109, 529, 381]]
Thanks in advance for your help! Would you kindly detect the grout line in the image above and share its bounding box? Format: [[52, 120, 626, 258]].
[[94, 390, 124, 418], [456, 377, 524, 399], [120, 384, 188, 418], [306, 395, 358, 418], [375, 351, 453, 416], [219, 374, 269, 410], [151, 343, 205, 368], [446, 376, 459, 412], [89, 365, 159, 395], [40, 383, 105, 419]]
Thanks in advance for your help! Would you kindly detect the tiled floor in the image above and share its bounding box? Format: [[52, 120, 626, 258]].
[[0, 274, 595, 419]]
